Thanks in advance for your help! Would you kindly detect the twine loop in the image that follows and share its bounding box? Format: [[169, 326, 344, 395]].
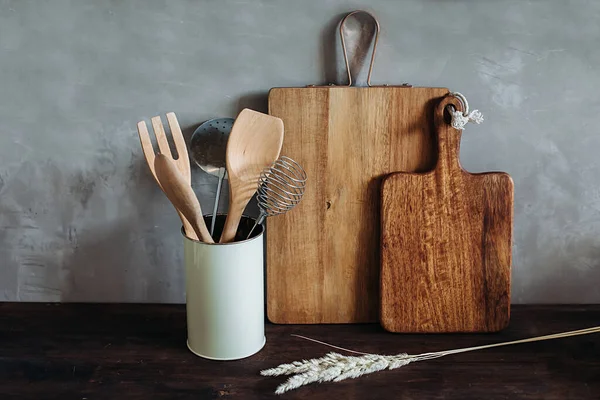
[[448, 92, 484, 130]]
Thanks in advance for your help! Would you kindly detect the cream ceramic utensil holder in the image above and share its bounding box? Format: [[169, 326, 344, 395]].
[[183, 215, 265, 360]]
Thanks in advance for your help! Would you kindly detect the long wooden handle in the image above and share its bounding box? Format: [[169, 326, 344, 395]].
[[154, 154, 214, 243], [218, 184, 249, 243], [434, 96, 465, 174]]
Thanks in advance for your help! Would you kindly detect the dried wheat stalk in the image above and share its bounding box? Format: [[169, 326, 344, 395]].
[[261, 326, 600, 394]]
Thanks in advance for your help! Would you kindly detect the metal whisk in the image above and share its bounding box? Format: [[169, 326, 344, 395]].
[[246, 156, 307, 239]]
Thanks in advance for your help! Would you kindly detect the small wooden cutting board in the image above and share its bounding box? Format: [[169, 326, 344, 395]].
[[380, 95, 513, 333]]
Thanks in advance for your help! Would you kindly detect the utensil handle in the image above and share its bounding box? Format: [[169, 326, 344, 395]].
[[154, 154, 214, 243], [246, 214, 266, 240], [434, 95, 465, 175], [210, 168, 226, 237], [180, 211, 199, 241], [219, 200, 246, 243], [340, 10, 380, 87]]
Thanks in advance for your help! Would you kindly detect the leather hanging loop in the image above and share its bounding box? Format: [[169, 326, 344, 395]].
[[339, 10, 380, 87]]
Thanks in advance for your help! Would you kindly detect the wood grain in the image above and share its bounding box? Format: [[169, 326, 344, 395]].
[[220, 109, 283, 243], [0, 303, 598, 399], [154, 154, 213, 243], [380, 95, 514, 333], [267, 86, 448, 323], [136, 112, 199, 241]]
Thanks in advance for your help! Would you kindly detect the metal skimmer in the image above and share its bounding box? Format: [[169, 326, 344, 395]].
[[246, 156, 307, 239], [190, 118, 233, 237]]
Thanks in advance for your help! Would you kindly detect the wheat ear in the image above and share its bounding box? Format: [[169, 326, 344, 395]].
[[261, 326, 600, 394]]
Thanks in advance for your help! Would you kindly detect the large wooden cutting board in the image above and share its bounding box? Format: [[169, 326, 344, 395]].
[[380, 95, 513, 333], [267, 86, 448, 323]]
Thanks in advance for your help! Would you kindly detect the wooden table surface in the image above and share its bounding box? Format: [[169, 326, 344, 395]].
[[0, 304, 598, 399]]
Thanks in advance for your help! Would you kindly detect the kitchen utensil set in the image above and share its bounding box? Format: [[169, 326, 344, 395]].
[[138, 109, 297, 244], [136, 10, 512, 336]]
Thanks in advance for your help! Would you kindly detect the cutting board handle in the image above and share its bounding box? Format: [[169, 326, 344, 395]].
[[340, 11, 380, 87], [434, 95, 466, 174]]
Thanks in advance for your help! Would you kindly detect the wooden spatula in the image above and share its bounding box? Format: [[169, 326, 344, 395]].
[[154, 154, 213, 243], [137, 113, 198, 241], [380, 95, 513, 333], [219, 109, 284, 243]]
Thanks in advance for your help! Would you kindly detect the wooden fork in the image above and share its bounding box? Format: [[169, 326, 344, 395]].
[[137, 112, 199, 241]]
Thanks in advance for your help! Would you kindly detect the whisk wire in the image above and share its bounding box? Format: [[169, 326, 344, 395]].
[[246, 156, 307, 239]]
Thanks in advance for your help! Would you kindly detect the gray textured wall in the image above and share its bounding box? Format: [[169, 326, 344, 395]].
[[1, 0, 599, 303]]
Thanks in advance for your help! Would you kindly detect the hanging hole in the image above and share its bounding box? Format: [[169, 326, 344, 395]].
[[443, 105, 455, 124]]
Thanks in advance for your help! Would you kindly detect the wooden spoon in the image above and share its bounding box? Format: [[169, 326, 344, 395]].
[[154, 153, 214, 243], [219, 109, 284, 243]]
